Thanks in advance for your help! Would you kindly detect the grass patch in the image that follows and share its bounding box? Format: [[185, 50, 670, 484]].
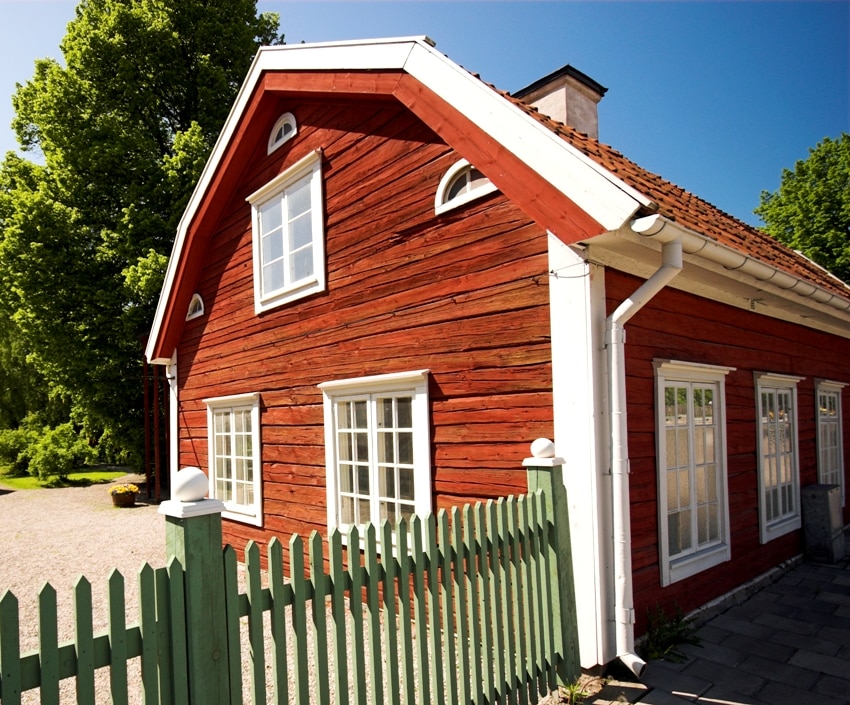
[[0, 468, 130, 490]]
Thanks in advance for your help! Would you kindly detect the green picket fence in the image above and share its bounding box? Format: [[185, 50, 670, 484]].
[[1, 460, 579, 704]]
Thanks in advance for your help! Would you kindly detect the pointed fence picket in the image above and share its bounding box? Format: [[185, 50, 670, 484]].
[[0, 451, 579, 704]]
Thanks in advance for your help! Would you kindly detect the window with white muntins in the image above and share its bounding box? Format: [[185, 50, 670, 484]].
[[817, 380, 846, 507], [655, 360, 734, 586], [319, 370, 432, 536], [205, 393, 262, 526], [755, 372, 804, 543], [247, 149, 325, 314]]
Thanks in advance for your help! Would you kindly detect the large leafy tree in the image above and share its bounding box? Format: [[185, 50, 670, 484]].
[[0, 0, 281, 466], [755, 133, 850, 284]]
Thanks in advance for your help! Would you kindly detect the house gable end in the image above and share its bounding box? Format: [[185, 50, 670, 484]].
[[147, 38, 644, 363]]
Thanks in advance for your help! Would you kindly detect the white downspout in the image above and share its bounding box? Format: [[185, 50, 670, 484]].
[[607, 233, 683, 677]]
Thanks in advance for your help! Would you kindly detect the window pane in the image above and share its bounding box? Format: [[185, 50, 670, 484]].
[[398, 432, 413, 465], [357, 465, 370, 495], [666, 469, 678, 511], [380, 500, 394, 524], [263, 261, 284, 294], [355, 432, 369, 462], [697, 505, 708, 544], [668, 512, 681, 555], [676, 428, 689, 467], [289, 212, 313, 251], [262, 230, 283, 265], [399, 467, 414, 501], [339, 464, 353, 493], [379, 432, 394, 464], [354, 401, 367, 428], [287, 177, 311, 218], [340, 496, 354, 525], [338, 402, 351, 429], [679, 509, 692, 551], [358, 499, 371, 527], [339, 434, 352, 462], [290, 245, 313, 282], [397, 397, 412, 428], [678, 469, 689, 507], [260, 199, 282, 235], [381, 466, 396, 498], [399, 503, 415, 522], [379, 398, 394, 428]]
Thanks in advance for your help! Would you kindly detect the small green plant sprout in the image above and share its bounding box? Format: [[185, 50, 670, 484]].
[[560, 678, 589, 704], [109, 483, 139, 496], [638, 604, 701, 663]]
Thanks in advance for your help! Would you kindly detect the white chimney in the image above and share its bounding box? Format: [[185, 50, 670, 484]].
[[513, 65, 607, 139]]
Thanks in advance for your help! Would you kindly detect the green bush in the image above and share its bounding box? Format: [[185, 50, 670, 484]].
[[0, 419, 39, 477], [28, 422, 95, 483], [0, 414, 96, 482]]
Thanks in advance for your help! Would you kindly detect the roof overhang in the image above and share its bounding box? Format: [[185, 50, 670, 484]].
[[145, 36, 645, 363], [586, 215, 850, 339]]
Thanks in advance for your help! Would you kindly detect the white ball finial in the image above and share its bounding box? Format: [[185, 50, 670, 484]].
[[173, 466, 209, 502], [530, 438, 556, 458]]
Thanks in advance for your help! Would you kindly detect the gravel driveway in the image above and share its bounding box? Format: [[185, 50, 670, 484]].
[[0, 475, 166, 702]]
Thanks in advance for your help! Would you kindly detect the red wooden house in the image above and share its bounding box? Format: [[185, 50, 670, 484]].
[[146, 37, 850, 672]]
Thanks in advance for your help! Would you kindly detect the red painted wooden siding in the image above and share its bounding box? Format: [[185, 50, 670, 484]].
[[607, 269, 850, 633], [175, 98, 555, 553]]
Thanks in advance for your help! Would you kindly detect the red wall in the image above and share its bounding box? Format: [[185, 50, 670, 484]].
[[175, 97, 554, 554], [607, 269, 850, 631]]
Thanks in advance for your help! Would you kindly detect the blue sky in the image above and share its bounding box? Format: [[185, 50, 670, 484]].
[[0, 1, 847, 226]]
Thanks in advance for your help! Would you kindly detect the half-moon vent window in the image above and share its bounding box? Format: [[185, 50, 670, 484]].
[[186, 293, 204, 320], [435, 159, 497, 215], [268, 113, 297, 154]]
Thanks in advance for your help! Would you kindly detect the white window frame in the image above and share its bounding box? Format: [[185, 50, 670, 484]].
[[186, 293, 204, 321], [654, 360, 734, 586], [204, 392, 263, 527], [247, 149, 326, 314], [816, 379, 846, 507], [318, 370, 432, 537], [755, 372, 805, 543], [434, 158, 497, 215], [268, 112, 297, 153]]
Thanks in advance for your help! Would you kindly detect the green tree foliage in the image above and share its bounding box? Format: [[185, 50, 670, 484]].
[[0, 0, 282, 473], [755, 133, 850, 284]]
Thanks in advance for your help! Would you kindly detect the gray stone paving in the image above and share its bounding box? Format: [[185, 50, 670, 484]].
[[588, 549, 850, 705]]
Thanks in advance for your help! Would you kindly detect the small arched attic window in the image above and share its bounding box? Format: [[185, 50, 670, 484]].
[[268, 112, 297, 154], [435, 159, 497, 215], [186, 293, 204, 321]]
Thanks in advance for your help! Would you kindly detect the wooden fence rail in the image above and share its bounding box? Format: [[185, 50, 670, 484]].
[[0, 447, 579, 704]]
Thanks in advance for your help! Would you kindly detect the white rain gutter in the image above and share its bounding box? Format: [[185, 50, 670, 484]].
[[632, 214, 850, 313], [606, 219, 684, 678]]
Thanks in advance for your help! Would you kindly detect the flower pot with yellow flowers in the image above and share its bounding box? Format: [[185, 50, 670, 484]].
[[110, 483, 139, 507]]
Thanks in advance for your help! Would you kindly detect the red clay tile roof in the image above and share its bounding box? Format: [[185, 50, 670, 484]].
[[506, 90, 850, 302]]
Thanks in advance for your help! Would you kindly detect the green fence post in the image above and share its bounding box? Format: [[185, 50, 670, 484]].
[[159, 467, 230, 705], [524, 438, 580, 688]]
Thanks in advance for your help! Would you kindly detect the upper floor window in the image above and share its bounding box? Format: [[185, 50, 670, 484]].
[[247, 149, 326, 314], [654, 360, 734, 586], [434, 159, 497, 215], [817, 380, 846, 506], [268, 112, 297, 153], [319, 370, 432, 537], [755, 372, 804, 543], [205, 392, 262, 526]]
